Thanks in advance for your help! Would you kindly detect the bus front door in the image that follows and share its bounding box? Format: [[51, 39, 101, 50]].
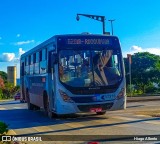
[[48, 51, 57, 112]]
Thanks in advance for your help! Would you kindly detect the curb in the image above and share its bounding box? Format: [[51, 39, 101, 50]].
[[0, 99, 14, 103], [127, 97, 160, 102]]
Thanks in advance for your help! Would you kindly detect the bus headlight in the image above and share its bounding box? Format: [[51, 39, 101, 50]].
[[116, 88, 125, 100], [59, 89, 74, 103]]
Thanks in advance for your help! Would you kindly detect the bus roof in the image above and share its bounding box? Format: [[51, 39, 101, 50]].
[[20, 34, 118, 59]]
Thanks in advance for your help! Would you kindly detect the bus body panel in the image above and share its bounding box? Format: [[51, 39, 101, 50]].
[[27, 75, 46, 107], [54, 78, 126, 114]]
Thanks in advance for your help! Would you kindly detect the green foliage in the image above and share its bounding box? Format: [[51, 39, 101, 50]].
[[0, 121, 8, 135], [145, 84, 158, 93], [0, 89, 4, 99], [0, 77, 5, 89], [0, 71, 20, 99], [124, 52, 160, 94], [0, 82, 20, 100], [0, 71, 7, 83]]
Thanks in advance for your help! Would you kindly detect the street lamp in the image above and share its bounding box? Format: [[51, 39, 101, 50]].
[[108, 19, 115, 35], [76, 13, 106, 34], [127, 54, 132, 97]]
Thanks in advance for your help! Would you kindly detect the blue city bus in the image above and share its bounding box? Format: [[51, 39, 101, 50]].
[[20, 34, 126, 117]]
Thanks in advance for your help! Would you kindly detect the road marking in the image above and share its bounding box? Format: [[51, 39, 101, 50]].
[[111, 116, 140, 121], [33, 126, 53, 132], [135, 115, 151, 117], [13, 107, 21, 109], [116, 124, 130, 128], [65, 122, 85, 128], [7, 129, 16, 135], [93, 118, 131, 128], [65, 122, 95, 130], [112, 115, 160, 128], [144, 121, 160, 125]]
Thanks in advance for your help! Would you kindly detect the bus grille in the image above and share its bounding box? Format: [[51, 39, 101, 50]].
[[77, 103, 113, 112]]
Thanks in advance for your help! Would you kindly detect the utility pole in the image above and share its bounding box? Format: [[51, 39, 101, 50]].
[[127, 54, 132, 97]]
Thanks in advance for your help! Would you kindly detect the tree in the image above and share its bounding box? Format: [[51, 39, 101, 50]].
[[0, 71, 7, 83], [0, 121, 8, 135], [0, 76, 5, 89], [0, 71, 20, 99], [2, 82, 14, 99], [124, 52, 160, 93]]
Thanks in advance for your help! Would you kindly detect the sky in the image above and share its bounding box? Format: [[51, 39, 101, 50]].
[[0, 0, 160, 78]]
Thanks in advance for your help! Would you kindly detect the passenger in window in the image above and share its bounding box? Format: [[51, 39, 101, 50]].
[[92, 50, 113, 86], [81, 59, 89, 78]]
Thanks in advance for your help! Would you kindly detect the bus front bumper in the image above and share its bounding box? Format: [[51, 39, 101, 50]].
[[77, 102, 114, 112]]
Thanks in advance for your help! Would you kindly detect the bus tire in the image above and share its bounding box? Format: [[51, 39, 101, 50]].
[[96, 111, 106, 115], [43, 92, 54, 118], [26, 90, 34, 110]]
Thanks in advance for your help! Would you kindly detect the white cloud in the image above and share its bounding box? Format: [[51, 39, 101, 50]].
[[123, 45, 160, 57], [14, 40, 35, 45], [0, 53, 15, 62], [19, 48, 25, 56], [13, 48, 26, 63], [130, 45, 143, 52], [17, 34, 21, 37], [144, 48, 160, 55], [0, 48, 25, 63]]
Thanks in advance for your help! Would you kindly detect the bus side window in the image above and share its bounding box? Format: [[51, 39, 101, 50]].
[[40, 49, 47, 74], [25, 56, 29, 75], [30, 55, 34, 75], [34, 52, 40, 74]]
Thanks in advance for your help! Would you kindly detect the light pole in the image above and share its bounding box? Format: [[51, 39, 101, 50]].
[[76, 13, 106, 34], [127, 54, 132, 97], [108, 19, 115, 35]]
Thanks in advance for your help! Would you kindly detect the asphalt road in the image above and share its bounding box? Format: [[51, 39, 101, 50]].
[[0, 99, 160, 144]]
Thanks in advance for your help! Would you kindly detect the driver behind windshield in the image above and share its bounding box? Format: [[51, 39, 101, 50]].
[[91, 50, 120, 86]]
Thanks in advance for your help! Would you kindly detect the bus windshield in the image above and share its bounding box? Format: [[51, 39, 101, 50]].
[[58, 48, 122, 87]]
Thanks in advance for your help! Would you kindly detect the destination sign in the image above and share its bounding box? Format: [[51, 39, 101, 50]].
[[67, 38, 110, 45], [57, 36, 120, 50]]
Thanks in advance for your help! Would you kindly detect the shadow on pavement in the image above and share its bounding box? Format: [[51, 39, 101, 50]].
[[0, 108, 107, 130], [0, 108, 160, 136]]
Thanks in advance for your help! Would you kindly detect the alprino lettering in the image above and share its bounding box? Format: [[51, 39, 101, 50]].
[[68, 38, 109, 44]]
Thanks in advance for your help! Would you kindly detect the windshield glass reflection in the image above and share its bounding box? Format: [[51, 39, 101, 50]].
[[59, 49, 122, 87]]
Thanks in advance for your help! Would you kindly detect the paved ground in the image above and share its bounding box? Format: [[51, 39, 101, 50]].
[[0, 99, 160, 144], [127, 96, 160, 102]]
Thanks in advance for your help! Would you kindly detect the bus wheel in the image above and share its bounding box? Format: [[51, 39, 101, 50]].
[[26, 91, 34, 110], [96, 111, 106, 115], [43, 92, 54, 118]]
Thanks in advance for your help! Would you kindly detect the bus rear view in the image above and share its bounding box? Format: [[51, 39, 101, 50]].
[[20, 34, 126, 117]]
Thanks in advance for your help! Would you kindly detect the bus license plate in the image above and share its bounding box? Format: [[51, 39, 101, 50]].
[[90, 108, 102, 112]]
